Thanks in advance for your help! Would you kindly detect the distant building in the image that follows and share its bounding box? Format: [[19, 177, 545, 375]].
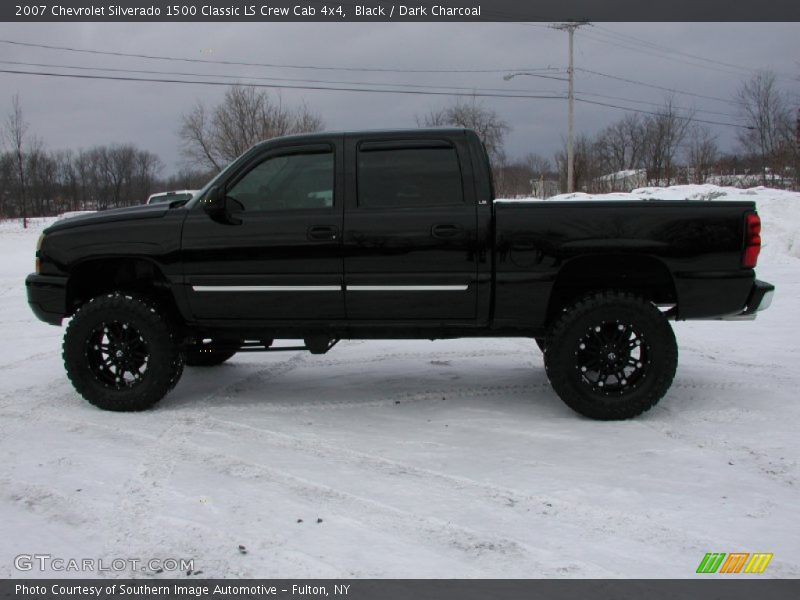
[[595, 169, 647, 193], [531, 177, 560, 199]]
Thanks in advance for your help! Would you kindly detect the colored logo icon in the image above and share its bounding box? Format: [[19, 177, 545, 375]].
[[696, 553, 773, 574]]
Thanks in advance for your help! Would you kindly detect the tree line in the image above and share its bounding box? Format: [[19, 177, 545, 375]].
[[0, 95, 214, 223], [487, 70, 798, 197], [2, 69, 797, 223]]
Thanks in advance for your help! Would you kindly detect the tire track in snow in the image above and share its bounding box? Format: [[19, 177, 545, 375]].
[[185, 414, 736, 565], [101, 415, 344, 578], [169, 435, 613, 578], [639, 400, 798, 489], [310, 347, 531, 368], [0, 349, 59, 371], [196, 383, 549, 413], [169, 352, 310, 410]]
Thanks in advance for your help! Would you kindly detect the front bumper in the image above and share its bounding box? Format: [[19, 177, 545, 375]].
[[26, 273, 68, 326], [720, 279, 775, 321]]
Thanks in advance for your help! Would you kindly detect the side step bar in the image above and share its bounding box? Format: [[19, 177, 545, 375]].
[[218, 337, 339, 355]]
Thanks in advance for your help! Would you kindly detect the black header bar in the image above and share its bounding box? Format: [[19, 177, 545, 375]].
[[3, 579, 800, 600], [3, 0, 800, 22]]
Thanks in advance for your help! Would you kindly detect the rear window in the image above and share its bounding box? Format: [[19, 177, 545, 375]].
[[357, 146, 463, 208]]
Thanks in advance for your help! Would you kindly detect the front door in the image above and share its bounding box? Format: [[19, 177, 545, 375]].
[[181, 138, 344, 321]]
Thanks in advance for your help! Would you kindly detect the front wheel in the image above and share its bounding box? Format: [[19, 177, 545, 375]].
[[544, 291, 678, 420], [63, 293, 184, 411]]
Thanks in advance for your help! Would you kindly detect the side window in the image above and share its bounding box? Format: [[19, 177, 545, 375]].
[[357, 146, 463, 208], [227, 151, 334, 211]]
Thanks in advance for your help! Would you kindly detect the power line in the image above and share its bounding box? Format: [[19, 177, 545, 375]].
[[579, 29, 750, 78], [574, 96, 751, 129], [589, 25, 796, 81], [576, 67, 743, 106], [0, 67, 751, 129], [0, 59, 565, 96], [1, 58, 743, 121], [0, 67, 567, 100], [0, 38, 556, 75], [574, 90, 739, 119], [1, 36, 758, 109]]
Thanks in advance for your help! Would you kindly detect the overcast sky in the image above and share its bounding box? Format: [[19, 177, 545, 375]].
[[0, 22, 798, 174]]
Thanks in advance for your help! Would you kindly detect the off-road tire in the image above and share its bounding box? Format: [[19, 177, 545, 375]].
[[544, 290, 678, 420], [63, 293, 184, 411]]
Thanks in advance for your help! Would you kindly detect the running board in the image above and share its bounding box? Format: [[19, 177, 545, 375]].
[[234, 338, 339, 354]]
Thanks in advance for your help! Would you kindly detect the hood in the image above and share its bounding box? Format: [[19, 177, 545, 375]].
[[45, 203, 171, 233]]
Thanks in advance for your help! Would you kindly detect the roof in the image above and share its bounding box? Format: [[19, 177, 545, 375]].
[[249, 128, 474, 150]]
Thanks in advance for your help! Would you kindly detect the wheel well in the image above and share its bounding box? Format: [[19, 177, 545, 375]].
[[547, 254, 677, 321], [66, 258, 180, 320]]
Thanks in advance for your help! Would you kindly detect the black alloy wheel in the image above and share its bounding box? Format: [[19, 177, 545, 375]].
[[544, 290, 678, 420]]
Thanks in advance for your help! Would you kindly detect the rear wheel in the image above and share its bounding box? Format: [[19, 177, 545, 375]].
[[63, 293, 184, 411], [544, 290, 677, 420]]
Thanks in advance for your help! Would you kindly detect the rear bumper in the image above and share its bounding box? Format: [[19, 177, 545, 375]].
[[719, 279, 775, 321], [26, 273, 67, 326]]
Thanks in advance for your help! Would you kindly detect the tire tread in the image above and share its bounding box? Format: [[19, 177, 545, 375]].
[[63, 292, 183, 411], [544, 290, 678, 420]]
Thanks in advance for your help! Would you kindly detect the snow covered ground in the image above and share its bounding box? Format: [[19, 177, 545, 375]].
[[0, 186, 798, 579]]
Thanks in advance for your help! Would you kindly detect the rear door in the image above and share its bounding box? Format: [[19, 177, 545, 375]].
[[181, 137, 345, 321], [342, 134, 478, 321]]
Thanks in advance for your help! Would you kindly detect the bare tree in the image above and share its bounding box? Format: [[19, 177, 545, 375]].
[[417, 97, 510, 164], [736, 70, 793, 185], [179, 85, 324, 171], [493, 158, 534, 198], [594, 113, 645, 175], [3, 94, 30, 227], [162, 167, 214, 191], [180, 103, 220, 171], [133, 149, 163, 202], [522, 152, 553, 179], [685, 125, 719, 184], [555, 134, 602, 192], [641, 97, 693, 185]]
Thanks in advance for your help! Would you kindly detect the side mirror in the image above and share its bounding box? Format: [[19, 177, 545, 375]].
[[202, 186, 242, 225], [201, 185, 225, 215]]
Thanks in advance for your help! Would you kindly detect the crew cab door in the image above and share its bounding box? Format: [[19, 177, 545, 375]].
[[342, 136, 478, 320], [181, 138, 344, 321]]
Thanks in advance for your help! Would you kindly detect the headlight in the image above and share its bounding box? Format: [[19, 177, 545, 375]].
[[35, 233, 45, 274]]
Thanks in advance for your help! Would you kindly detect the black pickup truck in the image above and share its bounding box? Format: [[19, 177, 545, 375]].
[[26, 128, 774, 420]]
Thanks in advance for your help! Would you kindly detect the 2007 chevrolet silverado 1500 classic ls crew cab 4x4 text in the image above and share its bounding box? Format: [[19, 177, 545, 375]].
[[25, 129, 775, 420]]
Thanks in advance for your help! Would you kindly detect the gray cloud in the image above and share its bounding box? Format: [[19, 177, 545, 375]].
[[0, 22, 798, 173]]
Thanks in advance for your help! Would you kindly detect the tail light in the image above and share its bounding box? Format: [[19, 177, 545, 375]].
[[742, 212, 761, 269]]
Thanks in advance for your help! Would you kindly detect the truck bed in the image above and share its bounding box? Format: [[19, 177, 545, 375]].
[[493, 199, 757, 327]]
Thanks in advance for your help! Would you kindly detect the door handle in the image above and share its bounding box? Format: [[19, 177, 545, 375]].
[[307, 225, 338, 241], [431, 224, 463, 239]]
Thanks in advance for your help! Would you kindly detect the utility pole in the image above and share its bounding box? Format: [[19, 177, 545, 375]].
[[552, 22, 588, 193]]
